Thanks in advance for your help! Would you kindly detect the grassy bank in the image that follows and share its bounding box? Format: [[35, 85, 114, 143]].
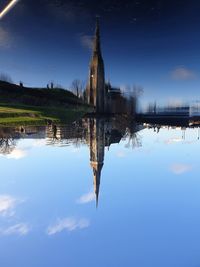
[[0, 81, 81, 106], [0, 81, 91, 126], [0, 104, 89, 126]]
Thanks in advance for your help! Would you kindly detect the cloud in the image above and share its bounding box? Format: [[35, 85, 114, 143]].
[[47, 217, 90, 235], [0, 195, 21, 217], [116, 151, 126, 158], [171, 67, 196, 80], [164, 138, 182, 145], [0, 195, 29, 236], [77, 192, 95, 204], [0, 26, 12, 48], [0, 223, 30, 236], [6, 148, 27, 160], [79, 34, 93, 50], [170, 163, 192, 175]]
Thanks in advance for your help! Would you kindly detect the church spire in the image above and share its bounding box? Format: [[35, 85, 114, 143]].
[[93, 17, 101, 55], [86, 19, 105, 113]]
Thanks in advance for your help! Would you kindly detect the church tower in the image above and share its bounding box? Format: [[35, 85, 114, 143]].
[[86, 19, 105, 113]]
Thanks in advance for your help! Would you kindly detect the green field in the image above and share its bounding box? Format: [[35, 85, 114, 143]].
[[0, 104, 89, 126]]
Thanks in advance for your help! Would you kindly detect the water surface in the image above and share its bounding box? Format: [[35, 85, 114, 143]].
[[0, 118, 200, 267]]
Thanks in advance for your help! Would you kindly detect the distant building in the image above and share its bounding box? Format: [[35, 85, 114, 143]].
[[106, 82, 121, 95], [105, 82, 128, 114]]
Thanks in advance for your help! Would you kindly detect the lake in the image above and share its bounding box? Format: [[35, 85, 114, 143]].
[[0, 116, 200, 267]]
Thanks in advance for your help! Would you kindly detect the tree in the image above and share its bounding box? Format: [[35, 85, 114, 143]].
[[0, 73, 13, 83], [0, 128, 16, 155], [123, 84, 144, 115], [71, 79, 86, 98]]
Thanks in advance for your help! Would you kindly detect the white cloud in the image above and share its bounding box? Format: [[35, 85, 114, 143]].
[[47, 217, 90, 235], [116, 151, 126, 158], [0, 195, 20, 217], [0, 195, 29, 236], [164, 138, 182, 145], [171, 67, 196, 80], [0, 26, 12, 48], [79, 34, 93, 50], [0, 223, 30, 236], [77, 192, 95, 204], [170, 163, 192, 175], [6, 148, 27, 160]]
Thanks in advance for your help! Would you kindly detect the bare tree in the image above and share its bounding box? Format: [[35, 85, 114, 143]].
[[124, 128, 142, 149], [0, 129, 17, 155], [71, 79, 86, 98], [0, 73, 13, 83], [123, 85, 144, 114], [0, 137, 16, 155], [55, 84, 63, 89]]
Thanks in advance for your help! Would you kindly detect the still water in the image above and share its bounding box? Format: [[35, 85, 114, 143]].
[[0, 117, 200, 267]]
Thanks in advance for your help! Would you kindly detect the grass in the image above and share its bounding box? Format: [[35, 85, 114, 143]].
[[0, 80, 92, 126], [0, 103, 90, 126]]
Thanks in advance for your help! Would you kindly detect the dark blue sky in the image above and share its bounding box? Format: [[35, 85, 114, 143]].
[[1, 0, 200, 103]]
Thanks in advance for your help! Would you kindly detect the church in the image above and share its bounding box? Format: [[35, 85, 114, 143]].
[[86, 19, 128, 114]]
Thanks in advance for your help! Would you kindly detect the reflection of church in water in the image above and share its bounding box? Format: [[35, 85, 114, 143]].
[[85, 118, 105, 207], [0, 118, 142, 207], [3, 118, 198, 208], [83, 117, 132, 207], [46, 118, 141, 207]]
